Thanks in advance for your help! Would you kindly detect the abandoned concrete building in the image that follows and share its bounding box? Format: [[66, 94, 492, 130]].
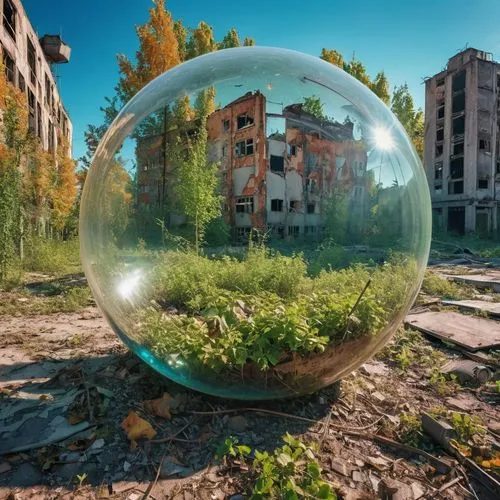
[[424, 48, 500, 234], [0, 0, 72, 155], [136, 91, 370, 240]]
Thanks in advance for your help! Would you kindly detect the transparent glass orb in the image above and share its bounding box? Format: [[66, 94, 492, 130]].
[[80, 47, 431, 399]]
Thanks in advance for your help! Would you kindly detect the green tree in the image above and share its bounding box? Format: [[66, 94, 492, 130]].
[[371, 71, 390, 105], [303, 96, 325, 120], [174, 19, 188, 61], [243, 37, 255, 46], [173, 117, 222, 252], [218, 28, 241, 49], [322, 187, 350, 244], [345, 56, 371, 87], [391, 84, 424, 158]]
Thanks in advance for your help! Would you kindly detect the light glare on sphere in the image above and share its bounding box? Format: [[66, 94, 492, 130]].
[[80, 47, 431, 399]]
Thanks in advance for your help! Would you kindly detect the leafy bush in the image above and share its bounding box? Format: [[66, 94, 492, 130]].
[[422, 270, 473, 300], [140, 247, 417, 373]]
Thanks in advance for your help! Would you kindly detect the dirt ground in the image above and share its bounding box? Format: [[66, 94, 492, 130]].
[[0, 268, 499, 499]]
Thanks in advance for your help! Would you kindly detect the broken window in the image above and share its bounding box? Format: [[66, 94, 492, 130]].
[[48, 120, 55, 153], [452, 115, 465, 136], [452, 70, 466, 92], [3, 0, 16, 41], [307, 202, 315, 214], [270, 155, 284, 172], [289, 144, 297, 156], [289, 200, 301, 213], [453, 141, 464, 156], [237, 113, 254, 129], [435, 144, 443, 157], [448, 206, 465, 234], [436, 77, 445, 87], [450, 157, 464, 179], [448, 181, 464, 194], [27, 37, 36, 84], [236, 227, 251, 239], [18, 72, 25, 93], [271, 199, 283, 212], [436, 103, 445, 120], [452, 92, 465, 114], [222, 119, 229, 132], [479, 135, 491, 152], [45, 73, 51, 106], [37, 102, 42, 139], [436, 127, 444, 142], [434, 162, 443, 180], [3, 50, 15, 84], [222, 144, 227, 157], [235, 138, 254, 157], [28, 89, 35, 134], [478, 179, 488, 189], [235, 197, 254, 213], [288, 226, 300, 237]]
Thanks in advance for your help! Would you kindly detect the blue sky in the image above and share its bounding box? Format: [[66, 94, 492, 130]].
[[23, 0, 500, 162]]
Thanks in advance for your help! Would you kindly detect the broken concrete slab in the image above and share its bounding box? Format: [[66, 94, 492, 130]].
[[0, 385, 90, 455], [442, 299, 500, 318], [405, 311, 500, 351], [450, 272, 500, 292]]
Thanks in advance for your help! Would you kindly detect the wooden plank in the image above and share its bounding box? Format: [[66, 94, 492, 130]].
[[405, 311, 500, 351], [442, 299, 500, 318]]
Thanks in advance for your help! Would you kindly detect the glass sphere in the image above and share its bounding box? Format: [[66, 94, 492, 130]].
[[80, 47, 431, 399]]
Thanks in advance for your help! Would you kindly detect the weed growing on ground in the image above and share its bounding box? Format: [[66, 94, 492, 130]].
[[421, 270, 473, 300], [23, 237, 81, 275], [399, 413, 423, 448], [219, 433, 336, 499]]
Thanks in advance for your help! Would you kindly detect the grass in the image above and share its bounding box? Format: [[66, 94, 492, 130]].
[[23, 237, 81, 275], [421, 270, 474, 300], [138, 246, 418, 374], [0, 285, 92, 316]]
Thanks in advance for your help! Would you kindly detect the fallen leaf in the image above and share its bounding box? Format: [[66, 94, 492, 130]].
[[143, 393, 175, 419], [121, 411, 156, 448]]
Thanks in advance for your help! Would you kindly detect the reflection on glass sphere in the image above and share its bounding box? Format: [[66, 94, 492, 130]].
[[80, 47, 431, 399]]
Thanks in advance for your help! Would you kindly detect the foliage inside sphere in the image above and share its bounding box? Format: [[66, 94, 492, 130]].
[[80, 47, 431, 399]]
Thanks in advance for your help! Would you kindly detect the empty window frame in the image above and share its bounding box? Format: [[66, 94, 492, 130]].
[[478, 179, 489, 189], [436, 77, 445, 87], [453, 141, 464, 156], [235, 138, 254, 157], [271, 199, 283, 212], [3, 0, 16, 41], [289, 144, 297, 156], [236, 227, 251, 239], [27, 37, 36, 84], [452, 92, 465, 114], [222, 119, 229, 132], [236, 113, 254, 129], [270, 154, 284, 172], [479, 135, 491, 152], [450, 157, 464, 179], [27, 89, 35, 134], [434, 162, 443, 180], [453, 115, 465, 136], [36, 102, 42, 139], [304, 225, 317, 234], [18, 72, 25, 93], [3, 50, 15, 84], [452, 70, 466, 92], [436, 127, 444, 142], [436, 102, 445, 120], [45, 73, 51, 106], [307, 202, 315, 214], [288, 225, 300, 237], [448, 180, 464, 194], [435, 143, 444, 157], [235, 197, 254, 213], [289, 200, 301, 213]]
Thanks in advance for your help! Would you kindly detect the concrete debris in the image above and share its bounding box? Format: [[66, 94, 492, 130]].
[[441, 359, 492, 385]]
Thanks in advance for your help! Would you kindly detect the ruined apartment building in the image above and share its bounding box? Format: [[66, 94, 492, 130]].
[[424, 48, 500, 234], [137, 91, 369, 239], [0, 0, 72, 155]]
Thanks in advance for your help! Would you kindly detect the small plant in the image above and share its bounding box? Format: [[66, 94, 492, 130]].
[[219, 433, 336, 499], [74, 472, 88, 488], [216, 436, 251, 463], [421, 270, 473, 300], [429, 367, 458, 396], [399, 413, 422, 447], [450, 413, 486, 444], [496, 380, 500, 393]]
